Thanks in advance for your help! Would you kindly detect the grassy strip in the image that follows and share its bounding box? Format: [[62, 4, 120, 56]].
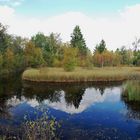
[[22, 67, 140, 83]]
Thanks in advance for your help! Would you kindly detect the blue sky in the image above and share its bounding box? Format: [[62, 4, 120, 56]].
[[0, 0, 140, 50], [1, 0, 140, 17]]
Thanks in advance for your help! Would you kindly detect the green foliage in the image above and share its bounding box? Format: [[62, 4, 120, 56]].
[[0, 22, 140, 77], [133, 50, 140, 66], [10, 36, 26, 54], [52, 58, 62, 67], [14, 54, 25, 70], [63, 46, 78, 71], [0, 53, 3, 69], [32, 32, 62, 66], [123, 81, 140, 101], [77, 52, 93, 68], [116, 46, 133, 65], [3, 48, 15, 71], [71, 25, 88, 56], [0, 23, 10, 53], [24, 41, 45, 67], [64, 61, 75, 72], [31, 32, 48, 49], [94, 40, 106, 54]]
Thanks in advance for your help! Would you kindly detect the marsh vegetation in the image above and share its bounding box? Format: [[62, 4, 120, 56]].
[[22, 67, 140, 82]]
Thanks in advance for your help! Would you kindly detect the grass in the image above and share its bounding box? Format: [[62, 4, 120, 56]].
[[123, 81, 140, 101], [22, 67, 140, 83]]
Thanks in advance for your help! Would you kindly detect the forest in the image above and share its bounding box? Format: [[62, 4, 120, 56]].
[[0, 22, 140, 77]]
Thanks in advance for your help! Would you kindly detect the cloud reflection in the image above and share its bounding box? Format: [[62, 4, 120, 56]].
[[6, 87, 121, 114]]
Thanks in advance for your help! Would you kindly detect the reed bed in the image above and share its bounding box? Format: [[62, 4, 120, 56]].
[[22, 67, 140, 83]]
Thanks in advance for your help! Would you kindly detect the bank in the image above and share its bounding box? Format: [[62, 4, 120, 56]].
[[22, 67, 140, 83]]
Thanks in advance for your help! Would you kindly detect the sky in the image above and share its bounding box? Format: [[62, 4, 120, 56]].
[[0, 0, 140, 51]]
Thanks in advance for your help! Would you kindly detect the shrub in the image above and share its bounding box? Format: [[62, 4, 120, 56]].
[[64, 60, 76, 71], [63, 47, 78, 72], [23, 110, 60, 140]]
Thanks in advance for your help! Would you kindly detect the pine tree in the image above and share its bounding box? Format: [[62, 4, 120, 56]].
[[94, 40, 106, 54], [70, 25, 87, 56]]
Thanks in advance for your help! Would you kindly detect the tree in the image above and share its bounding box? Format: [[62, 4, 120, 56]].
[[0, 53, 3, 70], [132, 37, 140, 51], [31, 32, 48, 49], [112, 52, 121, 66], [133, 50, 140, 66], [94, 40, 106, 54], [10, 36, 27, 54], [45, 33, 62, 65], [31, 33, 62, 66], [24, 41, 45, 67], [93, 51, 104, 67], [77, 51, 93, 68], [63, 44, 78, 71], [70, 25, 87, 56], [93, 50, 121, 67], [4, 48, 15, 71], [116, 46, 133, 65], [132, 38, 140, 66], [0, 23, 11, 53]]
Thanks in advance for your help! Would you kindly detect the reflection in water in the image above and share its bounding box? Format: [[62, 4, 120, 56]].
[[8, 83, 121, 114], [64, 86, 85, 109], [5, 87, 121, 115], [122, 80, 140, 119], [0, 79, 140, 139], [0, 98, 11, 119], [0, 77, 22, 119]]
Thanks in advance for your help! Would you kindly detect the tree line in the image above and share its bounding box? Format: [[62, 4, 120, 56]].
[[0, 23, 140, 75]]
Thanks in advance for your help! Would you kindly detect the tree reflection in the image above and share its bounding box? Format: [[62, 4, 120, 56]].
[[23, 86, 62, 103], [23, 83, 86, 109], [122, 81, 140, 119], [0, 98, 11, 119], [0, 76, 22, 119], [23, 82, 121, 109], [64, 86, 85, 108]]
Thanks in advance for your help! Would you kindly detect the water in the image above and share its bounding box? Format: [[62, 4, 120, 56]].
[[0, 77, 140, 140]]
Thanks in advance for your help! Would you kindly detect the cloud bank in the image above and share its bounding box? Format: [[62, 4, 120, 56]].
[[0, 4, 140, 50]]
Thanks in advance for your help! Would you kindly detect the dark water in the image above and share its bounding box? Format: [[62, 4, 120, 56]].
[[0, 76, 140, 140]]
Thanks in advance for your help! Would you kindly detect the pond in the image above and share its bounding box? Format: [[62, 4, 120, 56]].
[[0, 77, 140, 140]]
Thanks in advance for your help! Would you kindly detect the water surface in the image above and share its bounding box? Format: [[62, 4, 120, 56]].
[[0, 77, 140, 140]]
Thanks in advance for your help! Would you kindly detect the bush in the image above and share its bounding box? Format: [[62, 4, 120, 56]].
[[64, 59, 76, 71], [23, 110, 60, 140], [63, 46, 78, 72]]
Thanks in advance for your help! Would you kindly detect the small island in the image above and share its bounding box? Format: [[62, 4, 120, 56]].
[[22, 67, 140, 83]]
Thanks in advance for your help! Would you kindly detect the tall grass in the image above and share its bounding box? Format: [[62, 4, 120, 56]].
[[123, 81, 140, 101], [22, 67, 140, 82]]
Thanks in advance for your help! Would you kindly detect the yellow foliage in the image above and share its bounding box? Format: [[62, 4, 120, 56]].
[[24, 41, 44, 67], [93, 50, 121, 67], [4, 48, 15, 70], [63, 46, 78, 71]]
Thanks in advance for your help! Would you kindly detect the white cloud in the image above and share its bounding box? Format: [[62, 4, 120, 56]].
[[42, 87, 121, 114], [0, 4, 140, 51], [0, 0, 23, 7], [6, 87, 121, 114]]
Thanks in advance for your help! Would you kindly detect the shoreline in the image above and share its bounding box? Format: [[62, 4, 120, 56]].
[[22, 67, 140, 83], [22, 77, 126, 83]]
